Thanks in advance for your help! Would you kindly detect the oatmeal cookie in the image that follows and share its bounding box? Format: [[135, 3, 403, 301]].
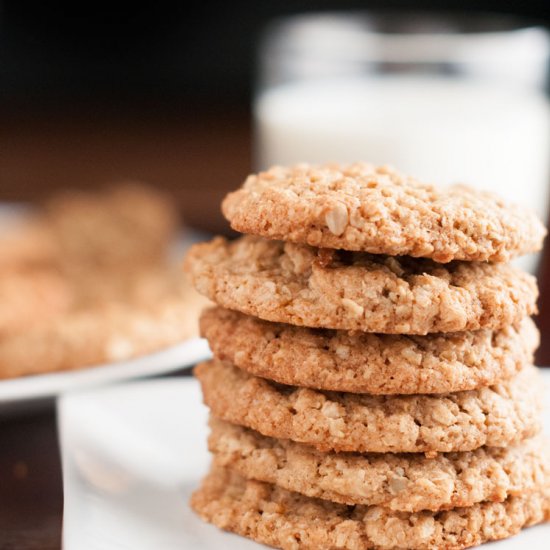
[[196, 360, 542, 454], [209, 418, 550, 512], [201, 307, 537, 394], [0, 267, 208, 378], [0, 267, 72, 337], [186, 236, 537, 334], [191, 466, 550, 550], [222, 163, 546, 262], [45, 182, 178, 268]]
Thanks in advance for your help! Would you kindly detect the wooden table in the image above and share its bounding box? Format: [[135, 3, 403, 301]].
[[0, 404, 62, 549]]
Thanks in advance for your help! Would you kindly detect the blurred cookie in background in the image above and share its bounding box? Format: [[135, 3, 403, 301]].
[[43, 182, 178, 269], [0, 272, 206, 379], [0, 215, 58, 269], [0, 266, 72, 338], [0, 181, 207, 379]]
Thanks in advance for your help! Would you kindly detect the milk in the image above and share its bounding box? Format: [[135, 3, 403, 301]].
[[255, 76, 550, 270]]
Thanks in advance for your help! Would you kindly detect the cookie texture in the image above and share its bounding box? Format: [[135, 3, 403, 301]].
[[196, 360, 542, 454], [0, 218, 59, 269], [201, 307, 537, 394], [191, 466, 550, 550], [0, 267, 72, 337], [44, 182, 178, 269], [209, 418, 550, 512], [185, 236, 538, 334], [222, 163, 546, 263]]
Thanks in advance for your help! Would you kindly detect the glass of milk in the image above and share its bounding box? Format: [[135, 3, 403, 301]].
[[255, 12, 550, 271]]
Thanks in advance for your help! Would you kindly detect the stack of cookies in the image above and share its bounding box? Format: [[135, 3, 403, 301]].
[[185, 163, 550, 549]]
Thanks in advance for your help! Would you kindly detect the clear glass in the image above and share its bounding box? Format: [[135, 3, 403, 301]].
[[255, 12, 550, 271]]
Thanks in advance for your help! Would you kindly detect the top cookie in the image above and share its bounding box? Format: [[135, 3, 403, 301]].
[[222, 163, 546, 262]]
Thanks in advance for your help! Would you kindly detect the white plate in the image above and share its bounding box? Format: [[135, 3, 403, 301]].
[[0, 338, 210, 411], [59, 371, 550, 550]]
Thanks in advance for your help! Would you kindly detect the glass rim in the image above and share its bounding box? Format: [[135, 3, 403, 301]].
[[260, 10, 550, 65], [265, 10, 547, 36]]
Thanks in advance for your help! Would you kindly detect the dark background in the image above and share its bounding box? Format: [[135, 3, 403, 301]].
[[0, 1, 548, 233], [0, 1, 549, 233], [0, 2, 549, 108]]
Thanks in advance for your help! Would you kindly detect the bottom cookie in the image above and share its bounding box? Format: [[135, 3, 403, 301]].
[[191, 466, 550, 550]]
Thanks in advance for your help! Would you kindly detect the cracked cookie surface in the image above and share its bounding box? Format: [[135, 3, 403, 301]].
[[201, 307, 537, 394], [222, 163, 546, 262], [185, 236, 538, 334]]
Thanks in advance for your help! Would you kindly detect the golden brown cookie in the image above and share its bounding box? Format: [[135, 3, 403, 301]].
[[222, 163, 546, 262], [0, 267, 72, 337], [185, 236, 538, 334], [0, 217, 59, 269], [0, 269, 208, 379], [0, 183, 205, 379], [44, 182, 178, 268], [201, 307, 537, 394], [191, 466, 550, 550], [209, 417, 550, 512], [196, 360, 542, 454]]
